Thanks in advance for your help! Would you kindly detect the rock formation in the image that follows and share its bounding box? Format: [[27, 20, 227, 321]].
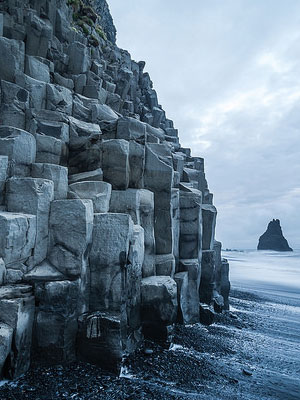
[[0, 0, 230, 378], [257, 219, 293, 252]]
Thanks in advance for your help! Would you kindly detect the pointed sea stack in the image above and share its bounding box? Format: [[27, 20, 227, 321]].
[[257, 219, 293, 251]]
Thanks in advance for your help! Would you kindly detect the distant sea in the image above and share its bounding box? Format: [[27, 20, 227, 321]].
[[222, 249, 300, 301]]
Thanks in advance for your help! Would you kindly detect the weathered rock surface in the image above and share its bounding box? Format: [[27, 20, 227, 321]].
[[0, 0, 230, 379], [257, 219, 293, 252]]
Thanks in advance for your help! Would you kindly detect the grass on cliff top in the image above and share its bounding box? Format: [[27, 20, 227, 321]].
[[67, 0, 107, 44]]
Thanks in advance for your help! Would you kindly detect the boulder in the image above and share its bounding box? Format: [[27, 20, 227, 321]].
[[199, 303, 215, 326], [257, 219, 293, 251], [141, 276, 177, 325]]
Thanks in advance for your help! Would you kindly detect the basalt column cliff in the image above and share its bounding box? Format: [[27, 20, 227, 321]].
[[0, 0, 230, 378]]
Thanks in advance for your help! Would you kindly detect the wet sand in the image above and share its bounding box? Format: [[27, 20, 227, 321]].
[[0, 285, 299, 400]]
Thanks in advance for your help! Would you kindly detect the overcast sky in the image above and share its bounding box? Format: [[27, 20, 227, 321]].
[[108, 0, 300, 249]]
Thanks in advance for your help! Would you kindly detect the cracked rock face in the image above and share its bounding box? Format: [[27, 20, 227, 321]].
[[0, 0, 230, 378]]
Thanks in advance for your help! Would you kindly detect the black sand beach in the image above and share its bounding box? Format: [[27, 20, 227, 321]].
[[0, 284, 299, 400]]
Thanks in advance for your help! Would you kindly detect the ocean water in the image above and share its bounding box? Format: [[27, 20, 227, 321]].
[[222, 249, 300, 300]]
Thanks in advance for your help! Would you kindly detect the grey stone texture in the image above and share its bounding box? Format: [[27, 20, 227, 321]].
[[6, 177, 54, 266], [31, 163, 68, 200], [0, 127, 36, 176], [0, 0, 229, 378]]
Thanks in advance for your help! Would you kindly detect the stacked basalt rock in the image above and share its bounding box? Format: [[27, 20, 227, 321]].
[[0, 0, 230, 378]]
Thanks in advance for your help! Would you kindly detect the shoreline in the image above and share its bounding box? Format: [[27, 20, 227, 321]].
[[0, 286, 299, 400]]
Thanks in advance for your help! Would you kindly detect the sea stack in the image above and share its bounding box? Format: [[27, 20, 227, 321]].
[[257, 219, 293, 252]]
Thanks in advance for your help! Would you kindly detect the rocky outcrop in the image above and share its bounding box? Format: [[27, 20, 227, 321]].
[[0, 0, 230, 378], [257, 219, 293, 252]]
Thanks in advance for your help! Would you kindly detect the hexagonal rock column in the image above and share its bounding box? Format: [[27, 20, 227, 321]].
[[48, 199, 93, 314], [179, 190, 202, 260], [0, 127, 36, 177], [69, 181, 112, 213], [144, 145, 174, 255], [200, 250, 215, 305], [109, 189, 156, 277], [155, 254, 175, 277], [0, 212, 36, 266], [0, 156, 8, 204], [31, 163, 68, 200], [0, 322, 13, 379], [77, 311, 124, 374], [0, 284, 35, 379], [172, 189, 180, 265], [32, 280, 80, 364], [82, 213, 143, 372], [89, 213, 133, 312], [101, 139, 130, 190], [0, 37, 25, 83], [221, 258, 230, 310], [175, 259, 201, 324], [141, 276, 177, 344], [212, 240, 225, 313], [202, 204, 217, 251], [6, 177, 54, 267]]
